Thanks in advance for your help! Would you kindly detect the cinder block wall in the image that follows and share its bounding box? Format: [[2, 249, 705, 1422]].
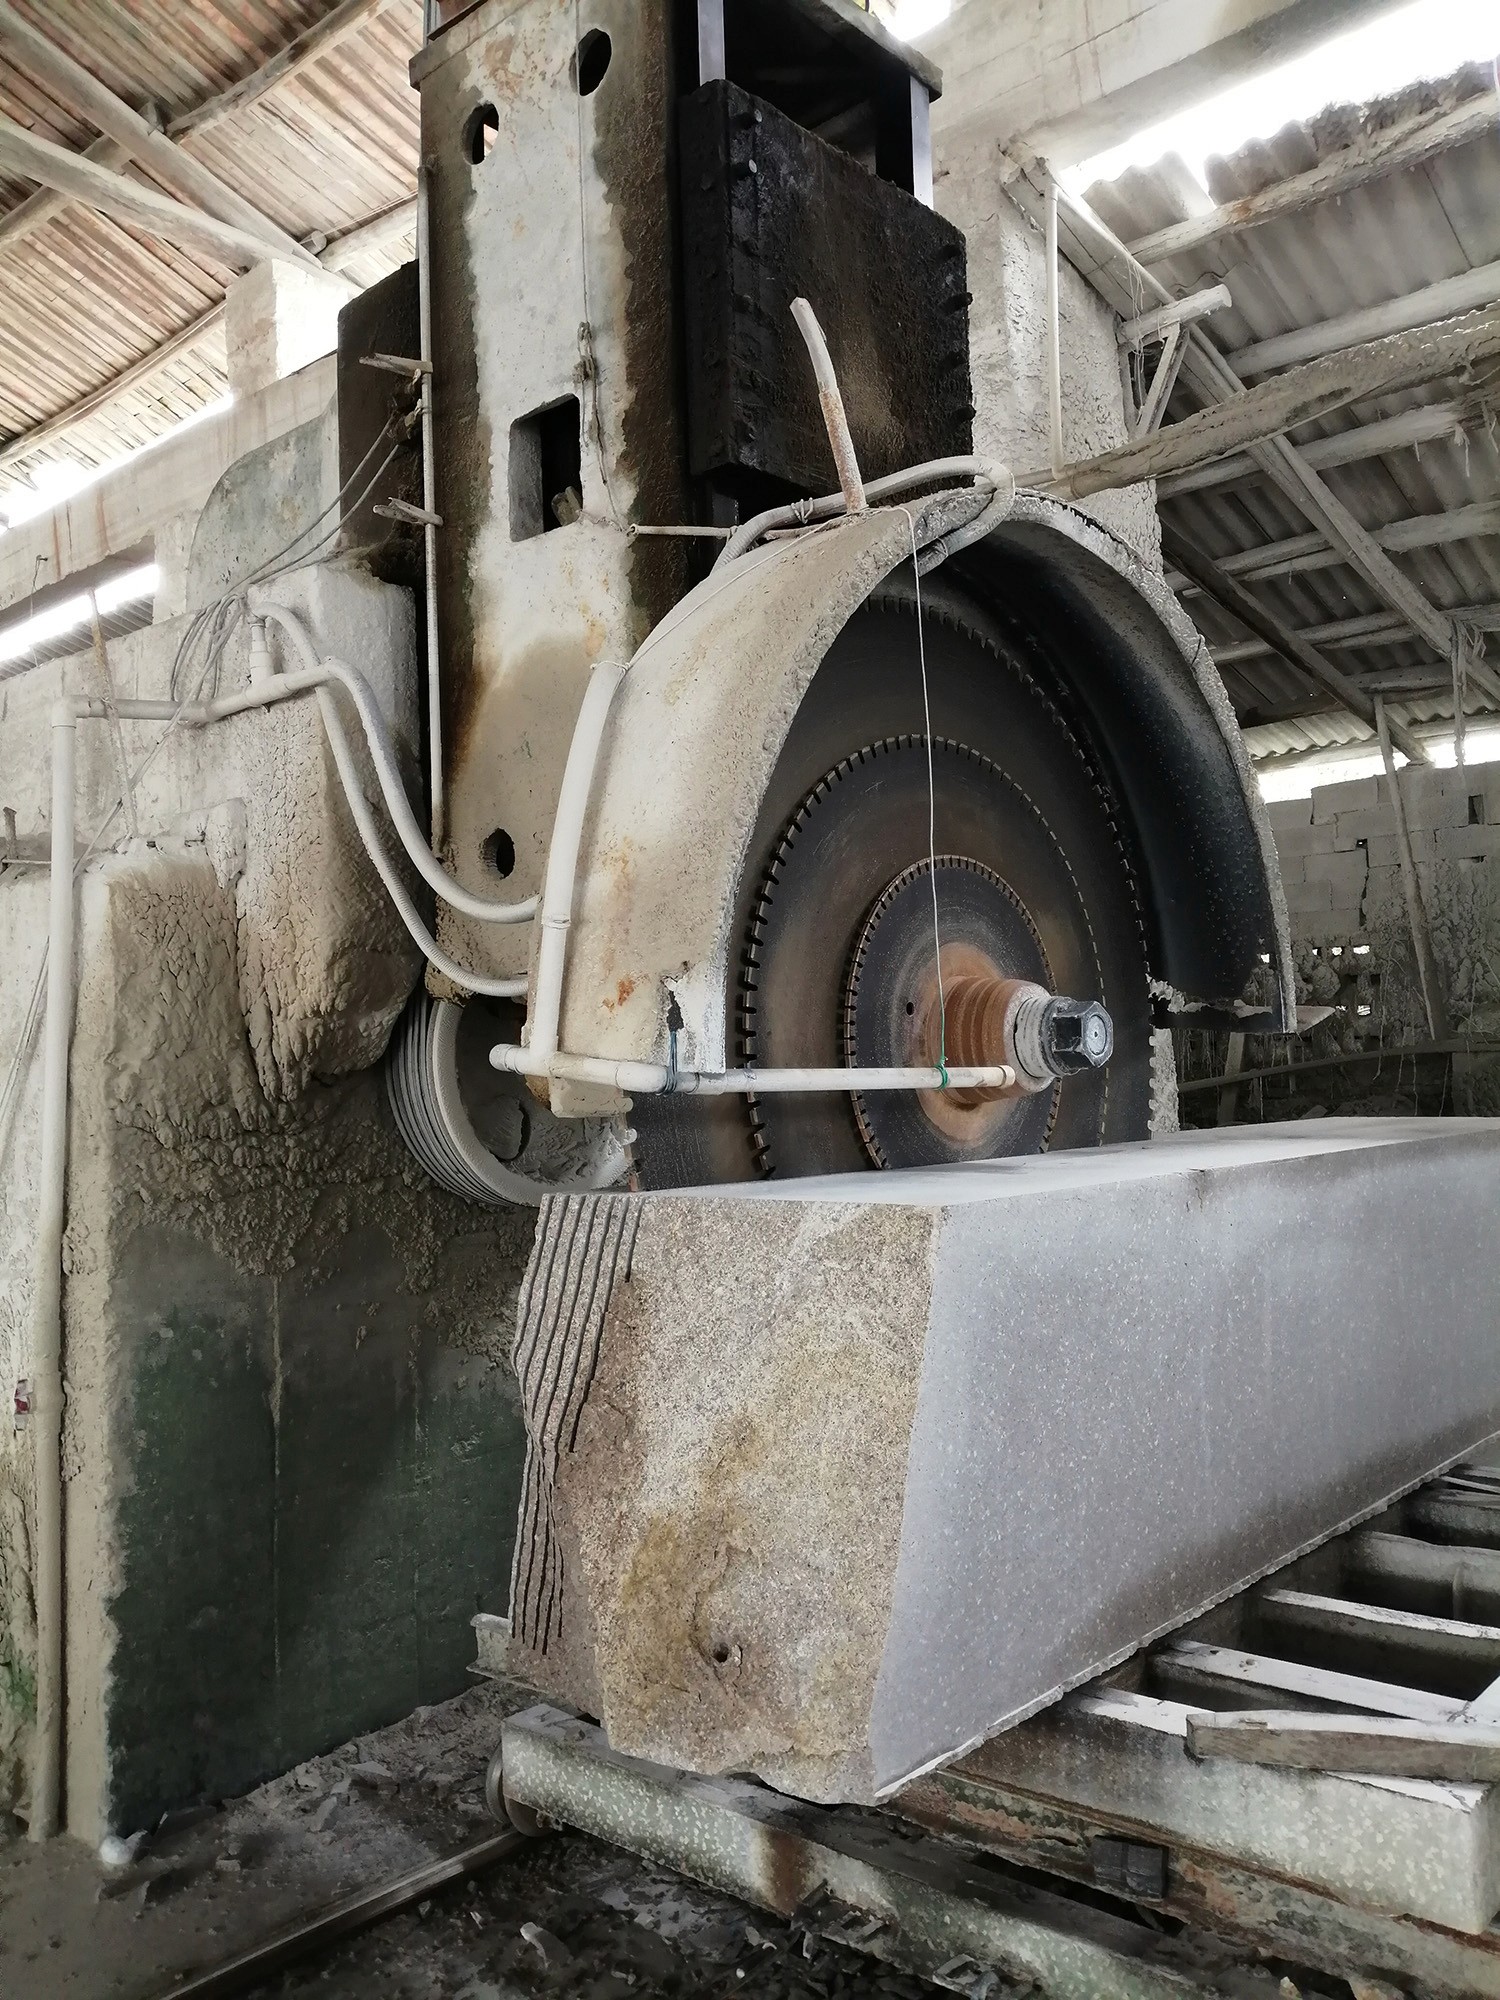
[[1267, 768, 1500, 946]]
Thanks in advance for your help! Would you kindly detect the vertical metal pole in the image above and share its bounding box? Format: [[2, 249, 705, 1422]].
[[909, 80, 933, 206], [696, 0, 726, 83], [416, 165, 444, 849], [1375, 696, 1450, 1042], [1045, 179, 1064, 477]]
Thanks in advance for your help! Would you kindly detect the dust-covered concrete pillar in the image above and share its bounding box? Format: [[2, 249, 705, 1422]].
[[224, 258, 357, 398]]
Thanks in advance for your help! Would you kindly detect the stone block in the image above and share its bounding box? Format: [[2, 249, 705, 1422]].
[[1311, 775, 1378, 823], [506, 1125, 1500, 1805], [225, 257, 358, 398], [1332, 807, 1394, 845], [1271, 820, 1332, 859], [1276, 852, 1305, 888], [1265, 798, 1313, 834], [1304, 851, 1368, 901], [1435, 825, 1500, 863], [1400, 769, 1475, 834], [1284, 875, 1333, 913]]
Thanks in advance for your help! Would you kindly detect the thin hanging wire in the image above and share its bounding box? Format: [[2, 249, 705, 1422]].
[[904, 510, 947, 1087]]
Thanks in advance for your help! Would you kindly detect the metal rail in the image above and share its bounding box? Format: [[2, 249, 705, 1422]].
[[144, 1830, 526, 2000]]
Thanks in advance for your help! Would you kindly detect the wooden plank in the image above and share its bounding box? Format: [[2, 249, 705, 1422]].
[[1127, 93, 1500, 268], [1025, 307, 1500, 503], [1410, 1493, 1500, 1549], [0, 0, 313, 265], [167, 0, 397, 139], [1000, 151, 1489, 681], [1154, 1639, 1465, 1724], [0, 116, 287, 271], [1185, 1708, 1500, 1781], [1258, 1589, 1500, 1682], [0, 303, 225, 479], [1234, 260, 1500, 378], [1157, 402, 1470, 500]]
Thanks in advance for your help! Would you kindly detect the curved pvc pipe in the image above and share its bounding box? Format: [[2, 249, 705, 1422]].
[[528, 659, 631, 1065], [251, 600, 537, 926], [716, 456, 1016, 569], [314, 688, 527, 1000], [790, 297, 867, 518]]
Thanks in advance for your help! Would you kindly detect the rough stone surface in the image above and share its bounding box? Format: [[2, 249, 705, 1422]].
[[0, 441, 533, 1835], [224, 259, 357, 398], [511, 1123, 1500, 1804]]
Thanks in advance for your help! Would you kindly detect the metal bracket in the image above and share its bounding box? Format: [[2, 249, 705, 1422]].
[[360, 351, 432, 380], [373, 498, 443, 529]]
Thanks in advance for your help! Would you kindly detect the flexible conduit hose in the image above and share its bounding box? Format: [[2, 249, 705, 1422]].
[[715, 455, 1017, 570], [250, 600, 536, 929]]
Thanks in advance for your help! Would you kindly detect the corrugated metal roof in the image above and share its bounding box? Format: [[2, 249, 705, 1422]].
[[1083, 62, 1500, 758], [0, 0, 420, 517]]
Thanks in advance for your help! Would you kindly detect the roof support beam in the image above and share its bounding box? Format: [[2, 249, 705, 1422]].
[[0, 0, 316, 267], [1024, 308, 1500, 499], [1211, 600, 1500, 665], [0, 134, 125, 251], [166, 0, 396, 140], [1157, 402, 1472, 500], [1126, 91, 1500, 268], [1000, 147, 1495, 706], [1163, 525, 1431, 764], [1172, 501, 1500, 589], [1232, 259, 1500, 377], [0, 115, 299, 270]]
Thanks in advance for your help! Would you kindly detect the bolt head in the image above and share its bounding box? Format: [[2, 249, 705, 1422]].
[[1042, 998, 1114, 1074]]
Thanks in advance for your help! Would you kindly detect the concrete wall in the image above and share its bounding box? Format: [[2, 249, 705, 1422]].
[[0, 368, 532, 1839], [936, 150, 1159, 561]]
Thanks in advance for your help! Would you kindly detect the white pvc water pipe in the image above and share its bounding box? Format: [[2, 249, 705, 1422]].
[[528, 659, 630, 1067], [716, 456, 1016, 569], [492, 1045, 1015, 1098], [250, 603, 534, 927], [26, 701, 74, 1840], [415, 165, 445, 848]]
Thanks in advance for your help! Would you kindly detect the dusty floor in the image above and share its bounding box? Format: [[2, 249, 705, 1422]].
[[0, 1684, 934, 2000]]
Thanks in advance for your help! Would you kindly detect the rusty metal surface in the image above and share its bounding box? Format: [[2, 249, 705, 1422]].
[[500, 1704, 1264, 1999], [0, 0, 420, 512], [899, 1757, 1500, 2000]]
